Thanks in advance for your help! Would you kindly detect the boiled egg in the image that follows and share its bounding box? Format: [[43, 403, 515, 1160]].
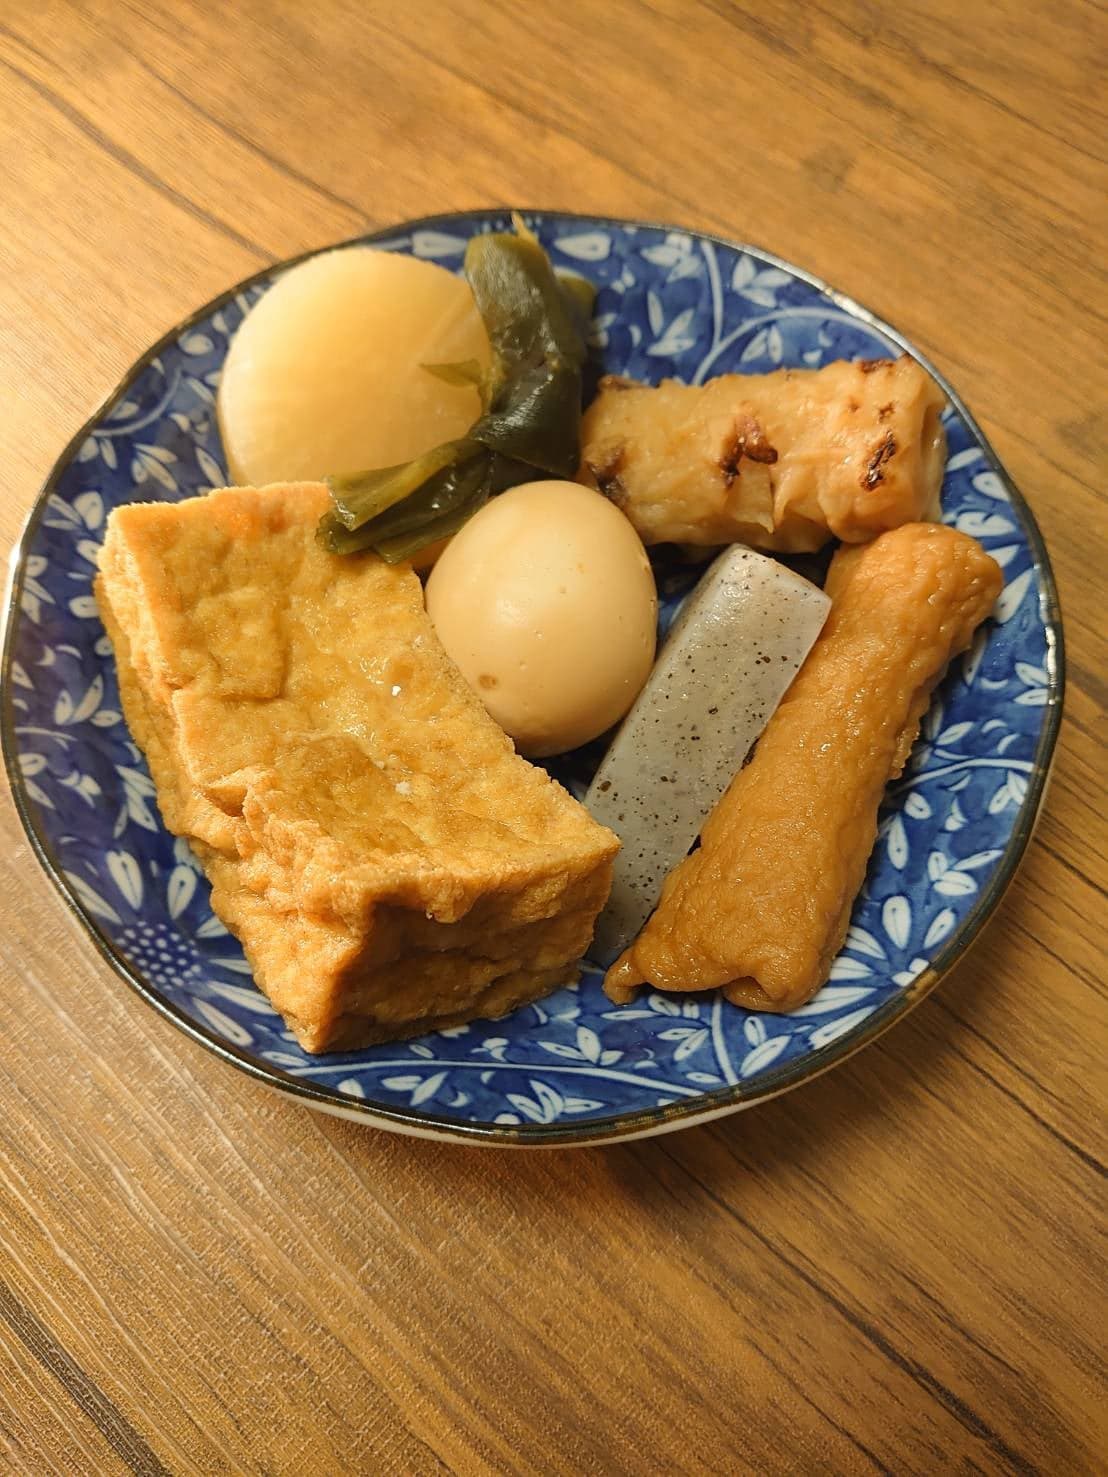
[[218, 248, 490, 487], [425, 482, 658, 757]]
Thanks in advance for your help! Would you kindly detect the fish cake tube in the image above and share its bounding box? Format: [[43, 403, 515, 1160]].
[[605, 523, 1003, 1011], [579, 356, 947, 552]]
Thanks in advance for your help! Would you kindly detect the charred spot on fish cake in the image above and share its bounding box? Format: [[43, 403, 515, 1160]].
[[862, 431, 898, 489], [719, 415, 779, 485], [859, 358, 892, 374]]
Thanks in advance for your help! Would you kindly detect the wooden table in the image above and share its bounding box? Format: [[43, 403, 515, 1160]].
[[2, 3, 1105, 1472]]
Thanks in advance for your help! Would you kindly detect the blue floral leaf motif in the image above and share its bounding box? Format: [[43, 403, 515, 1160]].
[[687, 1072, 723, 1086], [563, 1096, 606, 1113], [10, 662, 32, 690], [1007, 771, 1028, 804], [530, 1079, 564, 1120], [740, 1036, 788, 1076], [602, 1009, 655, 1021], [955, 849, 1002, 872], [927, 851, 948, 880], [76, 539, 102, 568], [507, 1092, 546, 1123], [647, 290, 665, 337], [766, 325, 784, 363], [211, 956, 254, 975], [438, 1024, 471, 1039], [181, 332, 214, 355], [904, 792, 932, 820], [196, 446, 226, 488], [955, 511, 1014, 538], [382, 1074, 422, 1091], [193, 1000, 253, 1046], [60, 770, 103, 805], [882, 894, 912, 950], [64, 871, 122, 924], [196, 913, 229, 939], [731, 255, 756, 291], [739, 267, 792, 308], [541, 1040, 585, 1060], [934, 869, 977, 898], [673, 1028, 709, 1062], [555, 231, 611, 262], [681, 1000, 701, 1019], [828, 956, 871, 980], [575, 1025, 602, 1063], [922, 701, 945, 741], [648, 992, 681, 1017], [642, 233, 692, 268], [935, 721, 973, 748], [450, 1090, 471, 1108], [167, 863, 197, 918], [741, 328, 771, 363], [946, 446, 983, 472], [599, 1049, 622, 1066], [1015, 661, 1047, 686], [186, 375, 215, 406], [68, 595, 99, 619], [886, 814, 909, 869], [106, 849, 143, 908], [337, 1078, 365, 1098], [808, 1007, 876, 1048], [495, 1112, 522, 1126], [658, 1027, 697, 1041], [923, 908, 957, 949], [23, 775, 54, 808], [743, 1016, 766, 1047], [988, 780, 1013, 815], [19, 753, 46, 778], [893, 957, 929, 987], [944, 798, 968, 832], [74, 491, 104, 529], [263, 1051, 304, 1068], [411, 230, 468, 257], [78, 437, 99, 464], [206, 981, 278, 1015], [588, 311, 617, 349], [844, 925, 885, 960], [992, 564, 1040, 623], [410, 1071, 446, 1107], [408, 1043, 434, 1060], [792, 985, 876, 1017], [972, 471, 1009, 501]]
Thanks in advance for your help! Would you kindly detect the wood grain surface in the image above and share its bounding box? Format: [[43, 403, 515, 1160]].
[[1, 2, 1105, 1472]]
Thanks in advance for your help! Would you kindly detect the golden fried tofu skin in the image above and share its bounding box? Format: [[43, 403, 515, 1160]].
[[579, 356, 947, 552], [604, 523, 1002, 1012], [97, 482, 618, 1052]]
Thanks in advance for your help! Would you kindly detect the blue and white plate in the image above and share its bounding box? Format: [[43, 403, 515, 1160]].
[[1, 211, 1063, 1146]]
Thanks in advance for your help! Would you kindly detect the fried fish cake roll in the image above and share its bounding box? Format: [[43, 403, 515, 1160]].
[[579, 356, 947, 552], [604, 523, 1002, 1012]]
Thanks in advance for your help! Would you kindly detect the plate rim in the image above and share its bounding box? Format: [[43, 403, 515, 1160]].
[[0, 207, 1065, 1147]]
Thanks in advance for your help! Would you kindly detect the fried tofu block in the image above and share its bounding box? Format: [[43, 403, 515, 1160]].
[[605, 523, 1002, 1012], [579, 356, 947, 552], [96, 482, 618, 1052]]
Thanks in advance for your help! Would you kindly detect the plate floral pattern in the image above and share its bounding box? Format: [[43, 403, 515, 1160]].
[[2, 211, 1063, 1145]]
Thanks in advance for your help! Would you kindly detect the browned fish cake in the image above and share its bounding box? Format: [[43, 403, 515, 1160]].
[[605, 522, 1002, 1012], [97, 482, 618, 1052], [579, 356, 947, 551]]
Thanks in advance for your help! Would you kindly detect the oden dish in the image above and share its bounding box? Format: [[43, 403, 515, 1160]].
[[605, 523, 1003, 1012]]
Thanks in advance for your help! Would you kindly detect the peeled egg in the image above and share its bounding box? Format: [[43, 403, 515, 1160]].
[[218, 248, 490, 487], [425, 482, 658, 757]]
